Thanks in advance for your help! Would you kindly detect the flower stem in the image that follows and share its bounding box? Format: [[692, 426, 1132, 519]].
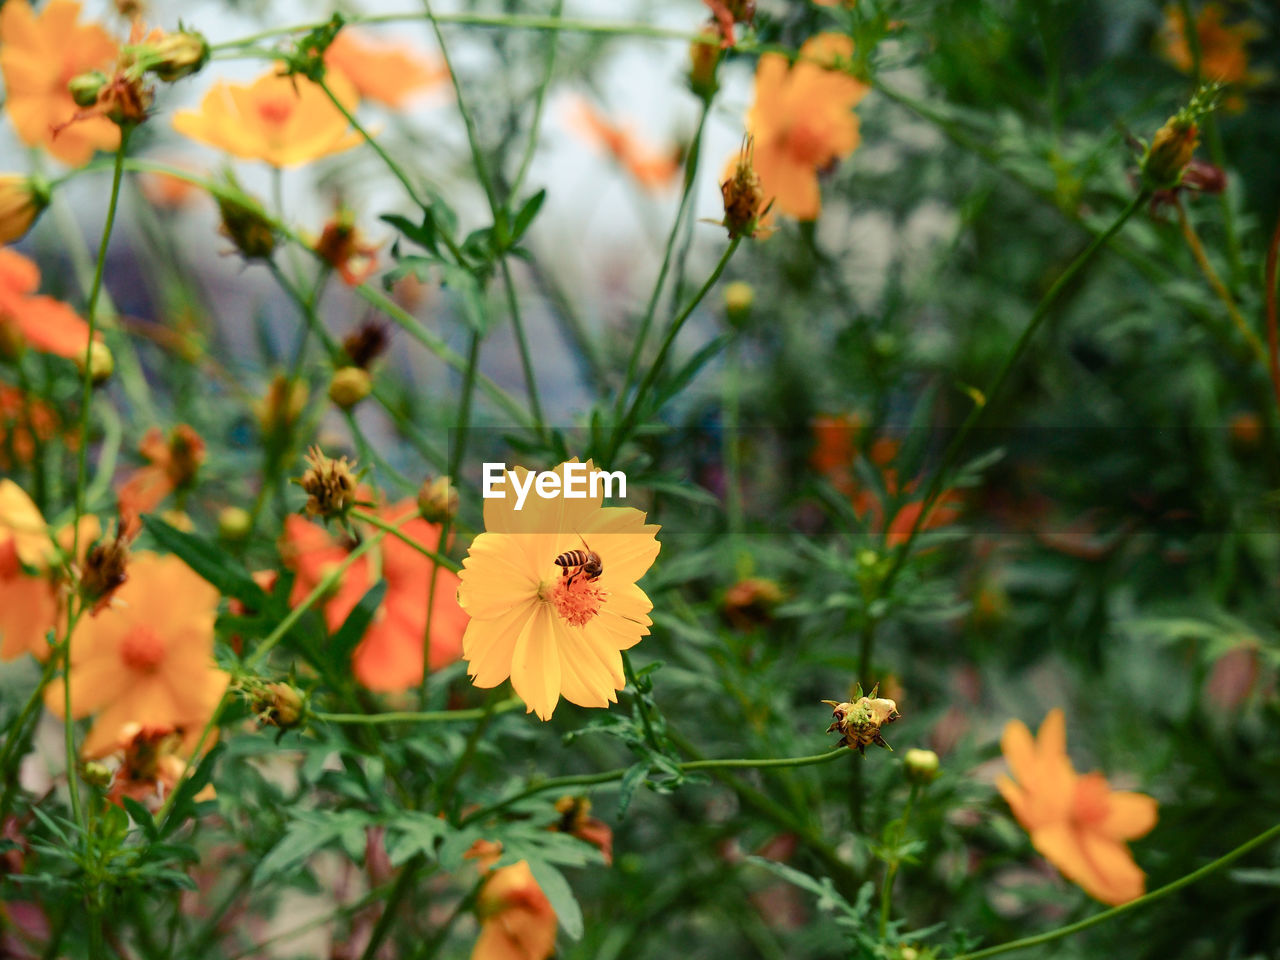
[[313, 698, 523, 725], [614, 95, 714, 424], [509, 0, 564, 199], [955, 821, 1280, 960], [608, 236, 742, 462], [878, 783, 920, 937], [1173, 196, 1265, 364], [350, 507, 460, 571], [461, 746, 846, 825], [1262, 209, 1280, 414], [878, 190, 1149, 596]]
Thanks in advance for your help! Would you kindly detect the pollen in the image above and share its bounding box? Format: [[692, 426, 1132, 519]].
[[119, 624, 167, 672], [547, 576, 608, 627]]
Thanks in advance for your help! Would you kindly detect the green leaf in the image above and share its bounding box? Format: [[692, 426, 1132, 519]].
[[509, 189, 546, 246], [438, 264, 489, 334], [386, 812, 448, 867], [526, 859, 582, 940], [641, 334, 732, 419], [616, 761, 651, 820], [253, 811, 375, 884], [122, 797, 159, 841], [143, 516, 269, 607]]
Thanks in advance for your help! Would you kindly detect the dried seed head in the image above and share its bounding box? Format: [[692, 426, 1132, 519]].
[[81, 527, 131, 614], [823, 683, 901, 754], [721, 137, 769, 239], [341, 322, 390, 370], [298, 446, 359, 521], [417, 475, 458, 523]]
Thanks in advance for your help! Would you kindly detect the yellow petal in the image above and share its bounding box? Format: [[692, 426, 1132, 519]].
[[1101, 790, 1158, 841]]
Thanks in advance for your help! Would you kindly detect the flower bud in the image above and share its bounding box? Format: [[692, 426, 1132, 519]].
[[298, 446, 358, 521], [81, 529, 130, 614], [81, 761, 113, 789], [723, 281, 753, 328], [328, 365, 372, 409], [146, 29, 211, 82], [256, 682, 305, 728], [0, 174, 51, 245], [218, 505, 253, 542], [74, 341, 114, 385], [255, 374, 308, 438], [69, 71, 108, 107], [721, 137, 767, 240], [688, 27, 721, 99], [1142, 117, 1199, 191], [903, 748, 940, 785], [417, 475, 458, 523], [217, 192, 277, 261]]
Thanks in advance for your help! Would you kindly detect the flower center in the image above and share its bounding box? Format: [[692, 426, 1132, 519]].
[[546, 576, 608, 627], [1071, 772, 1111, 828], [119, 625, 167, 673], [256, 96, 295, 129], [782, 119, 831, 168]]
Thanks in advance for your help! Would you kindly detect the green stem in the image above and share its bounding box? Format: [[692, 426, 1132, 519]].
[[358, 857, 421, 960], [348, 510, 460, 572], [318, 75, 425, 211], [878, 783, 920, 937], [461, 747, 845, 825], [313, 698, 523, 725], [879, 190, 1149, 594], [609, 236, 742, 461], [499, 257, 547, 437], [1174, 196, 1264, 363], [509, 0, 564, 199], [614, 96, 714, 422], [956, 821, 1280, 960]]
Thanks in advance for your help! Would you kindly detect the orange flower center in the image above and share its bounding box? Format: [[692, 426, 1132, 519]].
[[256, 96, 295, 129], [547, 576, 607, 627], [1071, 772, 1111, 828], [783, 119, 831, 168], [119, 624, 167, 672]]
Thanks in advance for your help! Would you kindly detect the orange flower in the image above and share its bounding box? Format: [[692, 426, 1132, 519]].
[[172, 69, 363, 168], [0, 480, 98, 663], [456, 460, 661, 720], [1160, 4, 1260, 87], [117, 424, 206, 538], [45, 551, 228, 758], [324, 30, 448, 107], [551, 795, 613, 866], [138, 167, 201, 210], [739, 34, 867, 220], [105, 722, 216, 809], [998, 709, 1158, 906], [0, 248, 93, 359], [567, 99, 682, 190], [0, 384, 61, 470], [472, 859, 557, 960], [0, 0, 120, 167], [281, 501, 466, 692]]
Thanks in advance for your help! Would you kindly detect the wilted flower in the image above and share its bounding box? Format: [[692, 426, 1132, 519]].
[[719, 137, 769, 239], [117, 424, 206, 538], [297, 446, 359, 521], [552, 795, 613, 866], [341, 322, 390, 370], [314, 209, 380, 286], [457, 460, 661, 720], [998, 709, 1158, 905]]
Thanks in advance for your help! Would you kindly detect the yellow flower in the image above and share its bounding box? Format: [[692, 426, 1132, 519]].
[[0, 0, 120, 167], [457, 460, 661, 720], [738, 33, 868, 220], [998, 709, 1158, 906], [172, 69, 363, 168], [45, 552, 228, 758], [0, 174, 50, 244]]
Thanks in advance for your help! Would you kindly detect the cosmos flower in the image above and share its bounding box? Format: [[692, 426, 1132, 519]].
[[324, 29, 448, 108], [281, 501, 466, 692], [0, 248, 93, 360], [45, 551, 229, 758], [1160, 3, 1261, 91], [0, 0, 120, 167], [117, 425, 206, 538], [738, 33, 868, 220], [566, 99, 682, 191], [467, 842, 558, 960], [998, 709, 1158, 906], [172, 69, 363, 168], [457, 460, 661, 721]]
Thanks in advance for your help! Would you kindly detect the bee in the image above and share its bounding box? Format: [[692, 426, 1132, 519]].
[[554, 536, 603, 586]]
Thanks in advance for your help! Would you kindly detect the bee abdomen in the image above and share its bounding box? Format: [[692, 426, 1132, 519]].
[[555, 549, 591, 568]]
